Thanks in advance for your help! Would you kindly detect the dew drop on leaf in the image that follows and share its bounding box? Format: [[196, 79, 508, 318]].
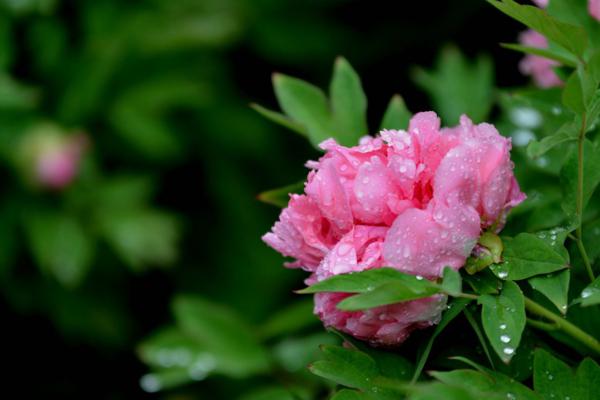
[[503, 347, 515, 356]]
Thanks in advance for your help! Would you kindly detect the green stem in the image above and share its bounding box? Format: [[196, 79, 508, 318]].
[[524, 297, 600, 355], [577, 238, 595, 282], [526, 318, 559, 332], [576, 113, 595, 282]]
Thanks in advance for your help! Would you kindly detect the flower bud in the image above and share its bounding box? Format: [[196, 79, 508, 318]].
[[17, 123, 88, 190]]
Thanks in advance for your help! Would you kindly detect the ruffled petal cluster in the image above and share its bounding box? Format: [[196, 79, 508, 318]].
[[263, 112, 525, 345]]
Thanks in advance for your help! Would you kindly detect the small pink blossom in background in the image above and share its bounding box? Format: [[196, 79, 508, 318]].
[[590, 0, 600, 21], [263, 112, 525, 345], [531, 0, 548, 7], [18, 124, 88, 190], [518, 30, 562, 88], [36, 134, 88, 189]]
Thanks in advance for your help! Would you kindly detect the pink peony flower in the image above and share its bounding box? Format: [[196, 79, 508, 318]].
[[518, 30, 562, 88], [590, 0, 600, 21], [531, 0, 548, 7], [263, 112, 525, 345]]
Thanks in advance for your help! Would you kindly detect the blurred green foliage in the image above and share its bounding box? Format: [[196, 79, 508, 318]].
[[0, 0, 366, 396]]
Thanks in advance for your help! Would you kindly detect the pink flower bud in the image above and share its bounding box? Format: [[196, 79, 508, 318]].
[[18, 124, 88, 190], [263, 112, 525, 345], [518, 30, 562, 88]]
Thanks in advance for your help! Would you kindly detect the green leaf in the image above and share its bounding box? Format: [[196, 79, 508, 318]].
[[172, 295, 270, 377], [578, 275, 600, 307], [298, 267, 435, 294], [563, 71, 586, 114], [488, 0, 587, 57], [586, 90, 600, 134], [479, 281, 526, 363], [138, 326, 217, 386], [380, 95, 412, 130], [0, 73, 39, 110], [526, 122, 578, 159], [273, 73, 334, 147], [534, 348, 600, 400], [528, 270, 570, 314], [337, 280, 442, 311], [339, 331, 414, 381], [533, 349, 573, 400], [250, 103, 307, 137], [441, 267, 462, 297], [407, 382, 485, 400], [500, 42, 578, 67], [99, 210, 180, 270], [492, 328, 537, 382], [259, 298, 318, 339], [490, 231, 570, 281], [257, 181, 304, 208], [560, 139, 600, 225], [363, 348, 414, 382], [430, 369, 539, 400], [94, 175, 154, 211], [412, 298, 472, 383], [464, 269, 502, 295], [330, 57, 368, 145], [309, 345, 378, 390], [575, 358, 600, 399], [412, 46, 494, 124], [24, 212, 94, 287], [272, 332, 336, 373], [583, 219, 600, 263], [109, 78, 204, 160]]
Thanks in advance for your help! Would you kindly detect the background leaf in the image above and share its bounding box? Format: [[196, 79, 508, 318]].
[[273, 73, 335, 147], [24, 211, 94, 287], [170, 296, 270, 378], [412, 46, 493, 124], [380, 95, 411, 130], [330, 57, 368, 145]]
